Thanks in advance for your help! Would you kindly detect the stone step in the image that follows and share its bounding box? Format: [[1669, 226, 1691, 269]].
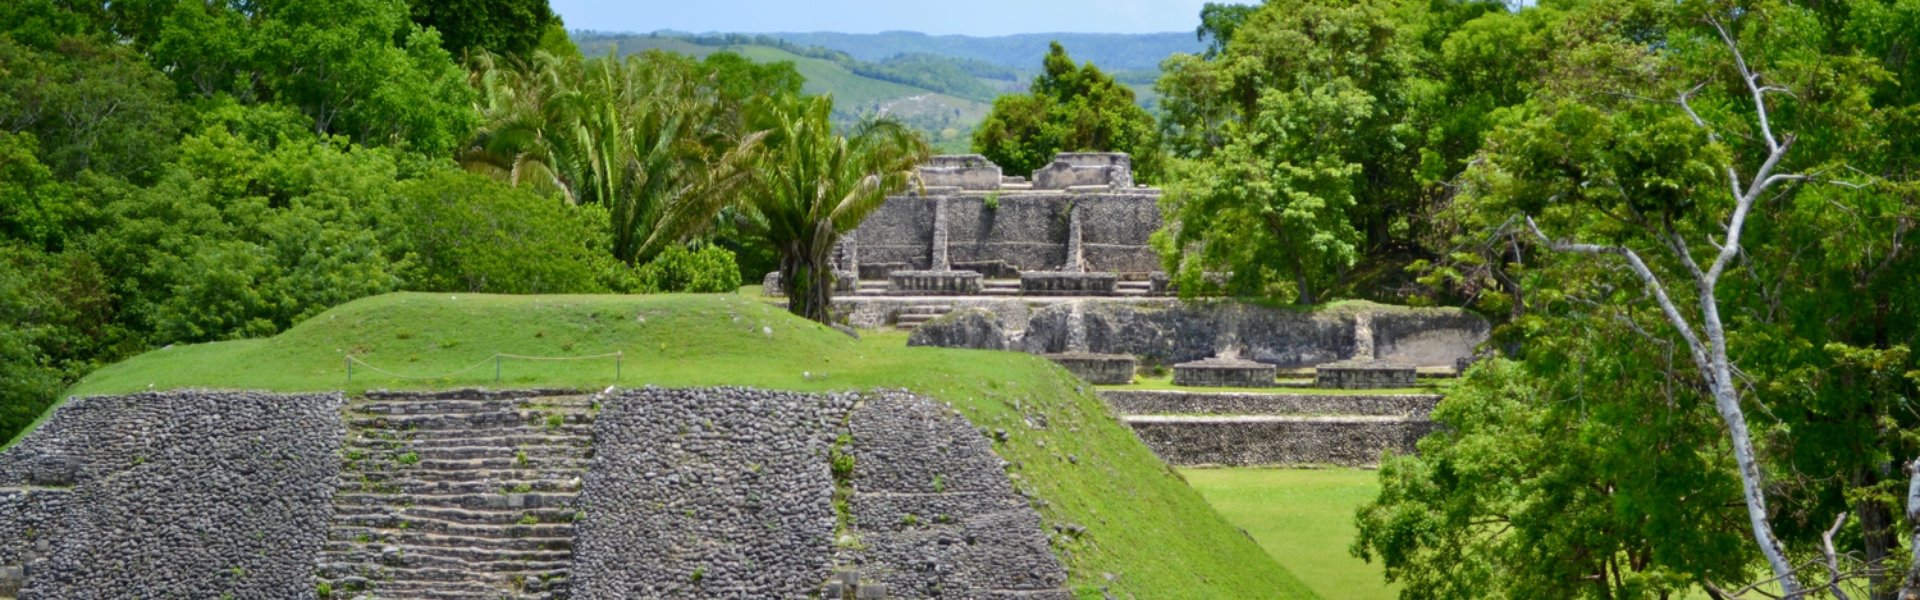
[[895, 313, 943, 324], [326, 527, 574, 552], [351, 395, 599, 414], [338, 478, 583, 496], [1122, 414, 1436, 467], [895, 304, 955, 315], [323, 545, 573, 571], [317, 560, 567, 584], [335, 504, 580, 527], [356, 433, 592, 450], [347, 412, 595, 431], [345, 456, 592, 473], [315, 579, 567, 600], [344, 444, 587, 462], [1100, 390, 1441, 417], [333, 491, 578, 510], [330, 513, 577, 538]]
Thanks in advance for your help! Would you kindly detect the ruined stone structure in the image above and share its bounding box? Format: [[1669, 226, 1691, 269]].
[[837, 153, 1163, 288], [0, 388, 1069, 599]]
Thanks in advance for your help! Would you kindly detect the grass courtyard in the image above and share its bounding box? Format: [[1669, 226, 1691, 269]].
[[1182, 468, 1398, 600]]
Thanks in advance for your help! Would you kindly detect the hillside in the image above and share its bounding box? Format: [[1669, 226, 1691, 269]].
[[574, 31, 1186, 151], [765, 31, 1201, 72], [44, 292, 1320, 599]]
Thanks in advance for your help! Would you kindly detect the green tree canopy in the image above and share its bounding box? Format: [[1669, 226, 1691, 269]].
[[971, 42, 1161, 181], [406, 0, 556, 59], [742, 95, 929, 322]]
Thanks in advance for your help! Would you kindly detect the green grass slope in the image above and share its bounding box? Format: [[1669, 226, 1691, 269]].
[[1183, 468, 1399, 600], [46, 292, 1316, 599]]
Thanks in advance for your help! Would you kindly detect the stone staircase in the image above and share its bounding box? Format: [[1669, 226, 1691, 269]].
[[892, 304, 955, 330], [1115, 280, 1152, 297], [318, 389, 596, 600], [982, 279, 1021, 296], [1102, 389, 1442, 467]]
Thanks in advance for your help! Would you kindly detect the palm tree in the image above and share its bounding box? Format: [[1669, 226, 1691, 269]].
[[462, 50, 763, 266], [741, 95, 929, 323]]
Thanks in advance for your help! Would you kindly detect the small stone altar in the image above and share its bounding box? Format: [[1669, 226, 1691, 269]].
[[1172, 352, 1277, 388], [1315, 360, 1418, 389]]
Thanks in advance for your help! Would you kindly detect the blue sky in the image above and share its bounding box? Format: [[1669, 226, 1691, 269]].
[[551, 1, 1214, 36]]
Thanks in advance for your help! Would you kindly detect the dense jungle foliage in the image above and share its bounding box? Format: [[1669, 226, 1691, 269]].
[[1, 0, 1917, 596]]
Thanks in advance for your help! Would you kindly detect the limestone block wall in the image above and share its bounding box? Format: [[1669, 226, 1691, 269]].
[[1011, 300, 1488, 369], [571, 387, 853, 598], [1101, 390, 1440, 417], [840, 392, 1072, 598], [1, 387, 1069, 599], [1125, 416, 1436, 466], [851, 192, 1163, 278], [1371, 310, 1493, 367], [0, 391, 343, 599], [569, 387, 1073, 599]]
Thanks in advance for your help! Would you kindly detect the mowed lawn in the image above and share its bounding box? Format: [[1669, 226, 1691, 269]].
[[1182, 468, 1398, 600]]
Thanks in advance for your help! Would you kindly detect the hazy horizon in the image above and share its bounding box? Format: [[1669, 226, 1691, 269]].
[[550, 0, 1214, 37]]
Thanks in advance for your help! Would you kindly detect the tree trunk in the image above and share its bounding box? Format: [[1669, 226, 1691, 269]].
[[781, 231, 840, 325], [1863, 464, 1899, 600], [1901, 457, 1920, 600]]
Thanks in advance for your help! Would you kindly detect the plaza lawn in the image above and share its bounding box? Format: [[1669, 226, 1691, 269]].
[[1181, 467, 1399, 600], [36, 291, 1318, 600]]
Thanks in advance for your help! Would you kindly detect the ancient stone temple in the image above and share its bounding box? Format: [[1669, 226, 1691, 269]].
[[835, 152, 1164, 296]]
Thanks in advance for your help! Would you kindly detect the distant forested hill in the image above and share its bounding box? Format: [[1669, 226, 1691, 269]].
[[571, 30, 1193, 152], [764, 31, 1201, 72]]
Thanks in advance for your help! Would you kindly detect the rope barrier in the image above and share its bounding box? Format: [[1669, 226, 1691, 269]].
[[345, 351, 624, 383]]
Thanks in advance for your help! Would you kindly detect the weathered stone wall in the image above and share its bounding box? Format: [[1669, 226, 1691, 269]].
[[840, 392, 1072, 599], [906, 308, 1008, 350], [853, 192, 1162, 278], [1371, 310, 1493, 367], [1101, 390, 1439, 417], [572, 387, 1070, 599], [1125, 416, 1436, 467], [571, 387, 852, 599], [0, 391, 343, 599], [1014, 300, 1488, 369]]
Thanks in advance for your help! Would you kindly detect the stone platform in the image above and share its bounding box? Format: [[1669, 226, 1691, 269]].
[[1172, 357, 1277, 388], [1043, 353, 1136, 384], [1315, 360, 1418, 389], [1020, 272, 1119, 296], [1123, 415, 1434, 467]]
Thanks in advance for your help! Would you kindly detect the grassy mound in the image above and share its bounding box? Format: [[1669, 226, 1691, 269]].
[[43, 292, 1317, 599]]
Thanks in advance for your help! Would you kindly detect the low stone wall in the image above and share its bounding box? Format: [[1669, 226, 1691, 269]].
[[1020, 272, 1118, 296], [841, 392, 1072, 598], [1316, 361, 1418, 389], [0, 391, 343, 598], [888, 270, 982, 295], [1101, 390, 1440, 417], [571, 387, 852, 598], [1044, 353, 1136, 384], [1125, 416, 1435, 467]]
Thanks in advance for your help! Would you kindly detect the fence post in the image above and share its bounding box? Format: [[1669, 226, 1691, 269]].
[[346, 355, 352, 382], [494, 355, 501, 383], [616, 352, 622, 381]]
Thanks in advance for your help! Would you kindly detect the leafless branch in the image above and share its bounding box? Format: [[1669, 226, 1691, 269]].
[[1819, 512, 1854, 600]]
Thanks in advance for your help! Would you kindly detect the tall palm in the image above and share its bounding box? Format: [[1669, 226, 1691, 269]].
[[463, 50, 763, 266], [742, 95, 929, 322]]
